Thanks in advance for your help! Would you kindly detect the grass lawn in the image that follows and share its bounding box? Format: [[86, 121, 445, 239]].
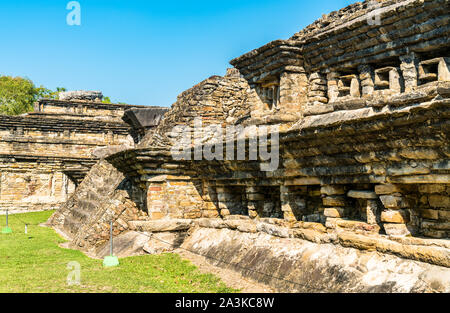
[[0, 210, 237, 293]]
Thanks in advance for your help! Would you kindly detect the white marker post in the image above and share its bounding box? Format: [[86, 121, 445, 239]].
[[103, 219, 119, 267]]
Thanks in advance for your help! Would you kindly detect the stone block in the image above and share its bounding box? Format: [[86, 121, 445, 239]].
[[202, 210, 219, 218], [320, 185, 346, 195], [428, 195, 450, 208], [375, 184, 401, 195], [323, 207, 346, 218], [379, 195, 408, 209], [334, 219, 381, 234], [438, 210, 450, 221], [128, 219, 193, 232], [384, 223, 412, 237], [418, 184, 446, 194], [338, 232, 377, 251], [381, 210, 410, 224], [366, 200, 379, 225], [347, 190, 377, 199], [420, 209, 439, 220], [323, 196, 346, 207]]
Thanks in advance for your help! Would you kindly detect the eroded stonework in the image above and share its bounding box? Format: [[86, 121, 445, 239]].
[[0, 97, 167, 213], [48, 0, 449, 292]]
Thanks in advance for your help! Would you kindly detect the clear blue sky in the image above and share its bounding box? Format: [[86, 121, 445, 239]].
[[0, 0, 353, 107]]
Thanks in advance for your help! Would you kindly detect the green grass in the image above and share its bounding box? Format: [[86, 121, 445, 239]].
[[0, 211, 237, 293]]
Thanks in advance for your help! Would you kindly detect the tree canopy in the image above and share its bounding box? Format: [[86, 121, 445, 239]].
[[0, 74, 116, 116], [0, 76, 45, 115]]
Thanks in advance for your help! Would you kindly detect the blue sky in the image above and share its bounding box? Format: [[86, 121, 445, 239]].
[[0, 0, 354, 107]]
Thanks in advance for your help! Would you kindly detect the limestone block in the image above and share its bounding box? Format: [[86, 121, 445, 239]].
[[439, 210, 450, 221], [400, 53, 418, 92], [321, 185, 346, 196], [420, 209, 439, 220], [428, 195, 450, 208], [334, 219, 381, 234], [256, 222, 291, 238], [422, 230, 448, 239], [129, 219, 193, 232], [338, 232, 377, 251], [347, 190, 377, 199], [220, 209, 230, 217], [143, 232, 187, 254], [399, 148, 439, 160], [323, 207, 346, 218], [194, 218, 226, 229], [379, 195, 408, 209], [366, 200, 379, 225], [421, 221, 450, 231], [418, 184, 446, 194], [202, 210, 219, 218], [381, 210, 410, 224], [384, 223, 412, 237], [323, 196, 346, 207], [438, 57, 450, 81]]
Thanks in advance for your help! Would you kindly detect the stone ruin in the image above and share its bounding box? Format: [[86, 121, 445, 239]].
[[0, 94, 168, 213], [5, 0, 450, 292]]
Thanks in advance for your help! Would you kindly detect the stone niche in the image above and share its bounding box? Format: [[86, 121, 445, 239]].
[[217, 185, 247, 217], [255, 78, 280, 111], [374, 67, 402, 93], [253, 71, 308, 115], [418, 57, 450, 85], [338, 74, 360, 98]]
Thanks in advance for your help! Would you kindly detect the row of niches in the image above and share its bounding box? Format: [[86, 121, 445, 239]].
[[1, 127, 120, 142], [309, 55, 450, 105]]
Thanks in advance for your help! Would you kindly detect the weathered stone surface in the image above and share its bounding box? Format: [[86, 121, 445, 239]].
[[381, 210, 410, 224], [320, 185, 346, 195], [95, 231, 148, 258], [59, 90, 103, 101], [129, 219, 193, 232], [143, 232, 187, 254], [182, 227, 450, 292], [429, 195, 450, 209], [347, 190, 378, 199], [39, 0, 450, 292], [323, 207, 346, 218], [323, 196, 347, 207], [384, 223, 412, 237], [0, 98, 163, 213], [375, 184, 401, 195], [380, 195, 409, 209]]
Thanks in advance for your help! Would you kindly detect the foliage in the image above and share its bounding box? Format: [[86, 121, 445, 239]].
[[0, 76, 43, 115], [0, 211, 237, 293], [102, 96, 112, 104]]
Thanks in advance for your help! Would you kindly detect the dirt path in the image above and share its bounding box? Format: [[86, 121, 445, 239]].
[[175, 248, 276, 293]]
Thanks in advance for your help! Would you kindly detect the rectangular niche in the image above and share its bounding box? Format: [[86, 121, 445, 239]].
[[260, 185, 282, 218], [217, 185, 248, 216], [419, 58, 440, 84], [257, 78, 280, 111], [374, 67, 401, 92], [337, 74, 360, 98]]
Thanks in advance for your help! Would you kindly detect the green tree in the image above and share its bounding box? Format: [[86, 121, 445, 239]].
[[0, 76, 49, 115], [102, 96, 112, 104]]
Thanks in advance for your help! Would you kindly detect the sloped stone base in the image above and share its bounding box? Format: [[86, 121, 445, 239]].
[[181, 227, 450, 293]]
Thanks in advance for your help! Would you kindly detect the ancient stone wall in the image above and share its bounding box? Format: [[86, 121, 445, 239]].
[[50, 0, 450, 291], [0, 97, 164, 213]]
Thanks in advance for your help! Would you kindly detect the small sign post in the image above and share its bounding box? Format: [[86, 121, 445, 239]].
[[2, 209, 12, 234], [103, 219, 119, 267]]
